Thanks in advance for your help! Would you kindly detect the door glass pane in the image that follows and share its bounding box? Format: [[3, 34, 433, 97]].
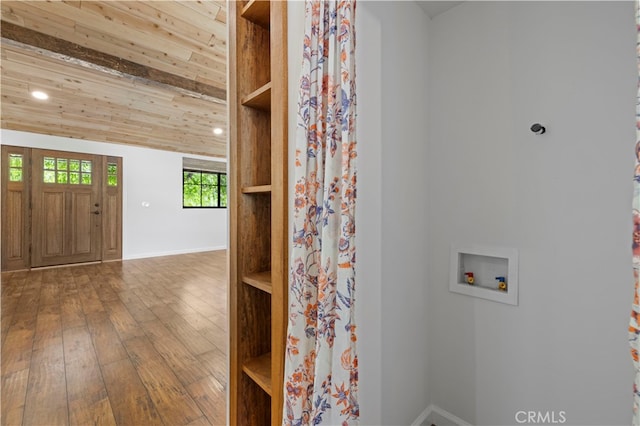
[[57, 171, 68, 184], [43, 171, 55, 183], [81, 161, 92, 173], [9, 168, 22, 182], [81, 173, 92, 185], [70, 172, 80, 184], [107, 163, 117, 175], [69, 160, 80, 172], [9, 154, 22, 168], [57, 158, 68, 170], [44, 157, 55, 170], [108, 175, 117, 186]]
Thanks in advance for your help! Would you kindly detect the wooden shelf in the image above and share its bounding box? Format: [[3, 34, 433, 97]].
[[230, 1, 287, 424], [242, 185, 272, 194], [241, 82, 271, 111], [243, 271, 272, 294], [241, 0, 270, 29], [243, 352, 272, 395]]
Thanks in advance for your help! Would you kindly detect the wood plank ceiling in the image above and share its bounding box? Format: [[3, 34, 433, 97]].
[[1, 1, 227, 158]]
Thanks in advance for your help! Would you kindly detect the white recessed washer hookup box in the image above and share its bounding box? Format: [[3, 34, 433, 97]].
[[449, 244, 518, 306]]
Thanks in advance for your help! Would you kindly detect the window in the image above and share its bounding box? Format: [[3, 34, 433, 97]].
[[183, 169, 227, 208], [107, 162, 118, 186], [8, 154, 23, 182], [43, 156, 92, 185]]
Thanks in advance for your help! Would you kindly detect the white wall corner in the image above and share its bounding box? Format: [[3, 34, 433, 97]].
[[412, 404, 472, 426]]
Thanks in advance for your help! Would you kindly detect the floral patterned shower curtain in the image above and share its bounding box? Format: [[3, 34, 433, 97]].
[[282, 0, 359, 425], [631, 1, 640, 423]]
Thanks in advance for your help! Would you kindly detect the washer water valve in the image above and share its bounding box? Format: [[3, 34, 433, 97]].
[[496, 276, 507, 291], [464, 272, 475, 285]]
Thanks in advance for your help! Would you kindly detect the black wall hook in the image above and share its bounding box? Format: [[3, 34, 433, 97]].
[[530, 123, 546, 135]]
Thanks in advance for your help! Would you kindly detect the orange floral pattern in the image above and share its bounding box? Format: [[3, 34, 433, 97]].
[[283, 1, 358, 425], [632, 2, 640, 422]]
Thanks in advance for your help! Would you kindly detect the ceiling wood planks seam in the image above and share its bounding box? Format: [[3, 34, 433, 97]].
[[1, 22, 227, 102], [1, 1, 228, 158]]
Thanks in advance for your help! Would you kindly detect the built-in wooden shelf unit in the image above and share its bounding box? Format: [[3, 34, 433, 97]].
[[240, 0, 271, 29], [229, 0, 288, 424], [242, 184, 272, 194], [242, 82, 272, 111], [243, 270, 273, 294], [242, 352, 273, 395]]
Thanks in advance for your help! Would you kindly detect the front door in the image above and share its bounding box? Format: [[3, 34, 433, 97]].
[[31, 149, 102, 267]]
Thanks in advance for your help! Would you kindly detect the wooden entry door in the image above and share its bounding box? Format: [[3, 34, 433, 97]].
[[31, 149, 103, 267]]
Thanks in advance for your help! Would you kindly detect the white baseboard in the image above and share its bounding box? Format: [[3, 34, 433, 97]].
[[123, 245, 227, 260], [412, 404, 471, 426], [412, 406, 431, 426]]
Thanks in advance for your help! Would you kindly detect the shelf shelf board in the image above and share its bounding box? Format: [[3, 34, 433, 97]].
[[241, 0, 270, 29], [241, 82, 271, 111], [242, 271, 272, 294], [242, 185, 272, 194], [243, 352, 272, 395]]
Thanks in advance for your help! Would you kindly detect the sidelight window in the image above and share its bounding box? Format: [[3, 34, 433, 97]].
[[8, 154, 23, 182], [107, 163, 118, 186]]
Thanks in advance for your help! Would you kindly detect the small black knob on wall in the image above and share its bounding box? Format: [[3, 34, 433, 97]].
[[530, 123, 546, 135]]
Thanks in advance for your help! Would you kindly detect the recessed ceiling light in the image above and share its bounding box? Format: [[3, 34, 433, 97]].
[[213, 127, 223, 135], [31, 90, 49, 100]]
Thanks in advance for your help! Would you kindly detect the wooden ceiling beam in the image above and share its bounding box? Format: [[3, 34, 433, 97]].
[[1, 21, 226, 104]]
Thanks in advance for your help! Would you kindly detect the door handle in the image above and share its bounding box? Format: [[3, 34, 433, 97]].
[[92, 211, 100, 215]]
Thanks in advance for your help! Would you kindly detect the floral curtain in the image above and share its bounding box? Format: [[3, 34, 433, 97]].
[[631, 1, 640, 423], [282, 0, 359, 425]]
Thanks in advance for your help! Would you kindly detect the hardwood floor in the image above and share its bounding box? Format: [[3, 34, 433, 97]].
[[1, 250, 228, 426]]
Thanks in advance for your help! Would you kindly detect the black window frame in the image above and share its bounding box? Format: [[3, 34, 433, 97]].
[[182, 168, 227, 209]]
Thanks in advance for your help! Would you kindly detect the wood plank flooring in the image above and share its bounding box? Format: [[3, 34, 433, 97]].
[[1, 250, 228, 426]]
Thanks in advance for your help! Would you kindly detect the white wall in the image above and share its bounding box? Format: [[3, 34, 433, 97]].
[[1, 129, 228, 259], [354, 4, 383, 425], [427, 2, 636, 425], [374, 3, 430, 425], [287, 2, 430, 424]]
